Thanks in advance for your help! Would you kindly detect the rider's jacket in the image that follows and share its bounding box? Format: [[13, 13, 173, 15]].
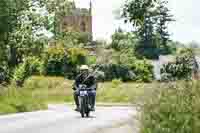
[[73, 73, 97, 90]]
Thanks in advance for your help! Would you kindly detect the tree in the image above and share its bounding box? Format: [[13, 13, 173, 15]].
[[156, 0, 174, 55], [0, 0, 49, 68], [135, 10, 159, 59], [0, 0, 12, 65], [123, 0, 158, 28], [123, 0, 174, 59], [123, 0, 159, 59]]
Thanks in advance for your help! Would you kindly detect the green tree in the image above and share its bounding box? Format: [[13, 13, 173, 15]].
[[123, 0, 174, 59], [156, 0, 174, 55], [135, 10, 158, 59], [0, 0, 48, 68], [39, 0, 72, 36], [123, 0, 159, 59]]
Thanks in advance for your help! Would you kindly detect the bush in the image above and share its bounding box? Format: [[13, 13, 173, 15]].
[[42, 46, 87, 78], [26, 57, 42, 75], [94, 70, 105, 82], [87, 56, 97, 65], [93, 64, 136, 82], [131, 60, 154, 82], [141, 81, 199, 133], [13, 57, 42, 86], [13, 63, 29, 86], [161, 48, 195, 81]]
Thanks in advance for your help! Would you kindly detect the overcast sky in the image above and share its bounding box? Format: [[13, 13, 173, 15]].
[[74, 0, 200, 44]]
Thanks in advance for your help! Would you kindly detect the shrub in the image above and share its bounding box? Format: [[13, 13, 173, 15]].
[[13, 57, 42, 86], [42, 46, 87, 78], [93, 64, 136, 82], [13, 63, 29, 86], [67, 47, 87, 66], [87, 56, 97, 65], [94, 70, 105, 82], [141, 81, 199, 133], [131, 59, 154, 82], [26, 57, 42, 75], [161, 48, 195, 81]]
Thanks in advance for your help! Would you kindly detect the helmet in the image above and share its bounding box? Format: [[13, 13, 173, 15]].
[[80, 65, 89, 70]]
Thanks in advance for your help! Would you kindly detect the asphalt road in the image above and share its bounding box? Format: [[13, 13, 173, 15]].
[[0, 104, 139, 133]]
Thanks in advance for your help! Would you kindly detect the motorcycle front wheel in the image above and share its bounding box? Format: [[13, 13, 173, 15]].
[[80, 97, 86, 118]]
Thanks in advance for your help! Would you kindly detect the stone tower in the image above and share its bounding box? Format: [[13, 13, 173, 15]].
[[61, 0, 93, 38]]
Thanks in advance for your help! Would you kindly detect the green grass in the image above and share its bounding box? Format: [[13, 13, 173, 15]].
[[140, 80, 200, 133], [0, 76, 161, 114], [0, 85, 47, 115], [22, 76, 160, 104]]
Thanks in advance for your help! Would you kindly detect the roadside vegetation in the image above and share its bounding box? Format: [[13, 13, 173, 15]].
[[17, 76, 158, 104], [0, 0, 199, 132], [140, 80, 199, 133]]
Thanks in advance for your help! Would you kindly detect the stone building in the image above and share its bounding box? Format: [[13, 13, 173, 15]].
[[60, 0, 93, 37]]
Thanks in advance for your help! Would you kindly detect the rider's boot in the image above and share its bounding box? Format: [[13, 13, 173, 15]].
[[74, 92, 80, 111], [91, 95, 96, 111]]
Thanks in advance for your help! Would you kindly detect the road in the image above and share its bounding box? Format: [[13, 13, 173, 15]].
[[0, 104, 139, 133]]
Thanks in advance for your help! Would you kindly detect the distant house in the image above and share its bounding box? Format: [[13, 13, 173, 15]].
[[60, 1, 93, 40]]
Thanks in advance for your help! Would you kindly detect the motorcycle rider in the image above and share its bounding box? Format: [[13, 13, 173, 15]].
[[73, 65, 97, 112]]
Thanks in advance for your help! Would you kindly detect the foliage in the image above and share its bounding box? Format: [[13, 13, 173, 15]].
[[155, 1, 174, 55], [67, 48, 88, 66], [13, 62, 30, 87], [87, 56, 97, 65], [42, 45, 67, 76], [117, 50, 154, 82], [13, 56, 42, 86], [0, 86, 47, 114], [21, 76, 153, 104], [0, 0, 49, 68], [123, 0, 158, 27], [39, 0, 73, 35], [161, 48, 196, 80], [110, 28, 136, 51], [42, 45, 87, 78], [93, 48, 153, 82], [93, 64, 136, 82], [141, 81, 199, 133], [132, 59, 154, 82], [123, 0, 174, 59], [56, 31, 92, 48]]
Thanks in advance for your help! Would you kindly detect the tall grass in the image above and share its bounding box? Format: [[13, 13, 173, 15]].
[[141, 80, 199, 133], [22, 76, 156, 104], [0, 85, 47, 115]]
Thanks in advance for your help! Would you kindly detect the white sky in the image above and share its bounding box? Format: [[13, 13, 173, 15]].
[[74, 0, 200, 44]]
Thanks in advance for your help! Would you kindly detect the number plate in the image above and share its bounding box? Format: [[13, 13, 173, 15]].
[[80, 91, 87, 96]]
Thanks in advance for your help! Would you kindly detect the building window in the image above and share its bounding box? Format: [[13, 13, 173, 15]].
[[81, 21, 86, 32]]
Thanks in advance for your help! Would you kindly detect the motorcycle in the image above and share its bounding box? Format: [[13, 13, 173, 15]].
[[77, 84, 93, 118]]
